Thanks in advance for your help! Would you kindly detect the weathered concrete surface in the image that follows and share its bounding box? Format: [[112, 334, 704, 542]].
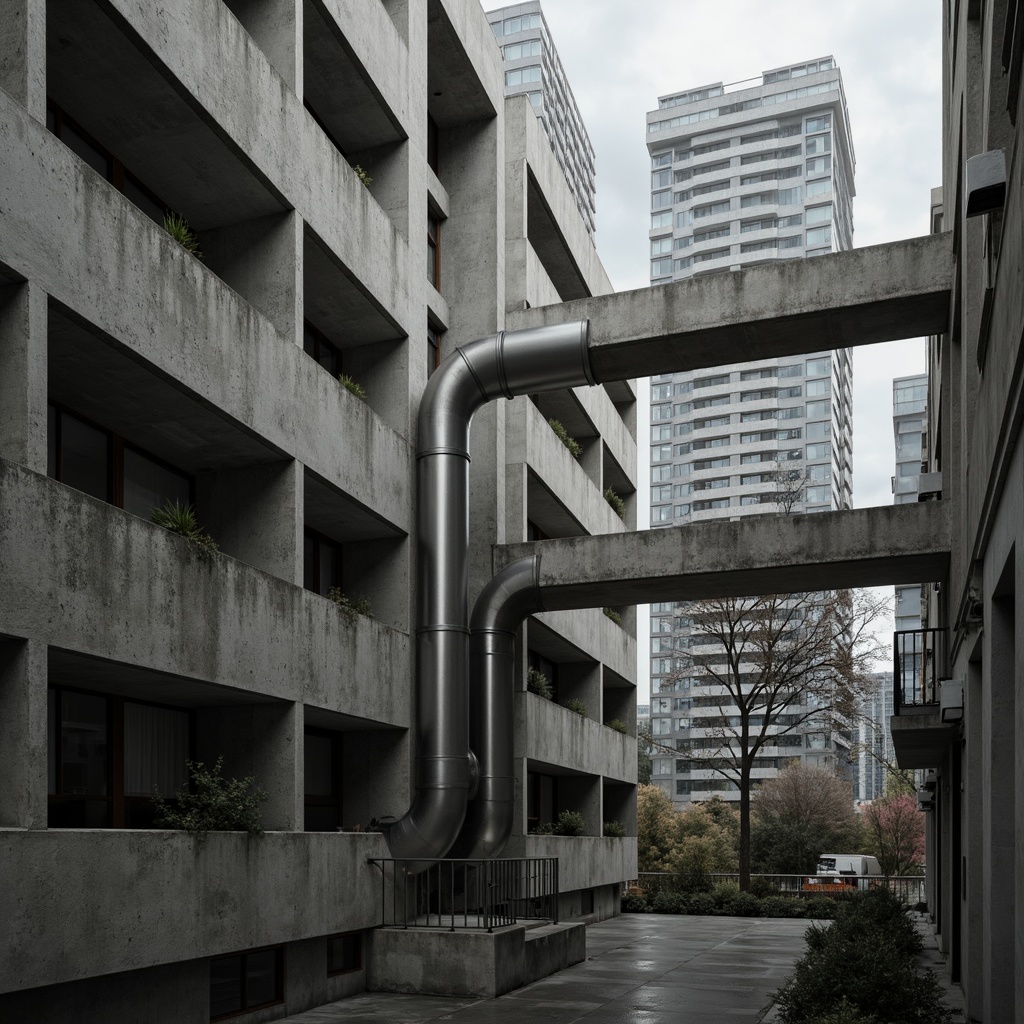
[[525, 696, 633, 783], [0, 829, 388, 992], [498, 501, 951, 608], [506, 233, 953, 381], [0, 461, 410, 724], [502, 835, 637, 894], [891, 708, 957, 768]]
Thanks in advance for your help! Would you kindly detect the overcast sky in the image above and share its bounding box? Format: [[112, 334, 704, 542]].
[[483, 0, 941, 510]]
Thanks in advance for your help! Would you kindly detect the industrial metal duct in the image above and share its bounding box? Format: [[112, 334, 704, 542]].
[[447, 555, 545, 859], [381, 322, 594, 860]]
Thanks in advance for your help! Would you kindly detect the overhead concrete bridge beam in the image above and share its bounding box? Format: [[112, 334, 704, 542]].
[[507, 233, 953, 381], [496, 502, 951, 609]]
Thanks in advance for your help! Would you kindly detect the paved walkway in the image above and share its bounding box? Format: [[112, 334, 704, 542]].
[[281, 915, 810, 1024]]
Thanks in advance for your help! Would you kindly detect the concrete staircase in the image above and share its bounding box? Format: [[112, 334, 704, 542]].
[[366, 919, 586, 998]]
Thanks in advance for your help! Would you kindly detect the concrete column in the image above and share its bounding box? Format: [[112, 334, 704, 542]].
[[0, 639, 48, 829], [0, 281, 47, 473], [982, 584, 1016, 1023], [224, 0, 302, 99], [202, 210, 303, 346], [0, 0, 46, 122], [196, 701, 303, 831], [197, 459, 303, 585]]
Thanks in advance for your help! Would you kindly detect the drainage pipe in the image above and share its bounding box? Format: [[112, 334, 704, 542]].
[[381, 322, 594, 860], [447, 555, 545, 859]]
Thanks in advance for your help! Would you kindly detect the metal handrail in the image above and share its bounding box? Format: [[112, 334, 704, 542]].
[[894, 628, 948, 709], [368, 857, 559, 932]]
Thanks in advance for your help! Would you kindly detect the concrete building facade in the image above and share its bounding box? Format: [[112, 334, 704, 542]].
[[487, 1, 597, 235], [0, 1, 636, 1019], [645, 59, 856, 806]]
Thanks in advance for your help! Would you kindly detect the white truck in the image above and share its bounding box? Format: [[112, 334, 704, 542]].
[[803, 854, 884, 890]]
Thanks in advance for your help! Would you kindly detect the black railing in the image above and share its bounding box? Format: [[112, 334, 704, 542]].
[[894, 628, 948, 709], [368, 857, 559, 932], [630, 872, 926, 905]]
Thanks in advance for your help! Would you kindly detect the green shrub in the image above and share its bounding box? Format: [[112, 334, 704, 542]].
[[710, 880, 741, 910], [352, 164, 373, 186], [773, 890, 955, 1024], [621, 889, 649, 913], [687, 892, 716, 916], [603, 820, 626, 838], [152, 756, 266, 839], [561, 697, 587, 716], [554, 809, 586, 836], [150, 500, 218, 557], [804, 999, 879, 1024], [338, 373, 367, 400], [730, 891, 763, 917], [805, 895, 838, 920], [163, 212, 202, 258], [527, 667, 553, 700], [547, 418, 582, 459], [606, 718, 628, 734], [604, 487, 626, 520], [326, 588, 372, 622], [748, 876, 779, 898], [530, 821, 555, 835], [602, 607, 623, 625], [651, 889, 688, 914], [762, 895, 805, 919]]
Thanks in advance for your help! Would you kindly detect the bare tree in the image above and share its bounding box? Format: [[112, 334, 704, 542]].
[[671, 588, 889, 890], [771, 467, 808, 515]]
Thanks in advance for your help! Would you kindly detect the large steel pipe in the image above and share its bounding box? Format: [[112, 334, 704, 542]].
[[381, 322, 593, 860], [448, 556, 545, 859]]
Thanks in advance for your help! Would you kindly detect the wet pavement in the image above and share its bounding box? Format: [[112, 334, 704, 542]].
[[280, 915, 810, 1024]]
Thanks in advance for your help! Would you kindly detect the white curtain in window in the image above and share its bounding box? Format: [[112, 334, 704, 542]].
[[124, 702, 189, 796]]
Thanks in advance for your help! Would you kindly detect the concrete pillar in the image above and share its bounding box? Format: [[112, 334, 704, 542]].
[[197, 459, 303, 585], [0, 281, 47, 473], [196, 701, 303, 831], [202, 210, 303, 346], [0, 638, 48, 828], [223, 0, 302, 99], [0, 0, 46, 122], [982, 584, 1016, 1022]]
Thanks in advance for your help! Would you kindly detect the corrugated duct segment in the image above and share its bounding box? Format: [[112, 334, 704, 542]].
[[379, 321, 594, 861]]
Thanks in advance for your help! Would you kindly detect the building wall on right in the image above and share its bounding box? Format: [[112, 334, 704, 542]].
[[890, 4, 1024, 1020]]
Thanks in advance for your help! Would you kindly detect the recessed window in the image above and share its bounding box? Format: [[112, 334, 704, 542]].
[[428, 324, 443, 378], [327, 933, 363, 975], [427, 211, 441, 290], [303, 528, 342, 596], [305, 730, 342, 831], [48, 686, 192, 829], [304, 321, 343, 376], [210, 947, 284, 1020]]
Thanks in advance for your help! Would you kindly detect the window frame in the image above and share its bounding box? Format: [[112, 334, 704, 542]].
[[209, 945, 285, 1021]]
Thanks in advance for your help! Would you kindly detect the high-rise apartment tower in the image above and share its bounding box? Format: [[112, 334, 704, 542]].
[[646, 58, 856, 806]]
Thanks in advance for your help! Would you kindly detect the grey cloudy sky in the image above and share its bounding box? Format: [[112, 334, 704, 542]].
[[483, 0, 942, 511]]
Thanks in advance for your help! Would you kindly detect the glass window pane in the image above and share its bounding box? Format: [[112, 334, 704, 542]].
[[124, 702, 190, 797], [60, 411, 109, 501], [60, 691, 108, 796], [304, 734, 334, 798], [245, 950, 279, 1007], [123, 448, 190, 519], [210, 956, 243, 1018]]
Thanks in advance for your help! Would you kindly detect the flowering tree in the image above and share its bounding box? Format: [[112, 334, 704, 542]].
[[863, 793, 925, 875]]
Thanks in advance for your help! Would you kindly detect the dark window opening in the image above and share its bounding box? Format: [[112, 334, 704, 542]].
[[427, 324, 442, 378], [210, 947, 284, 1020], [303, 528, 342, 596], [303, 320, 343, 377], [327, 933, 362, 975], [48, 685, 193, 829], [427, 114, 440, 174], [304, 729, 342, 831], [427, 212, 441, 290]]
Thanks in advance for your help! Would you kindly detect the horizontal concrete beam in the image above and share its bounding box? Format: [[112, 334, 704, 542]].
[[497, 501, 951, 608], [506, 234, 953, 381]]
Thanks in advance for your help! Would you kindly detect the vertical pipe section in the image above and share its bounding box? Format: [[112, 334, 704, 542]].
[[381, 323, 593, 860], [448, 556, 545, 859]]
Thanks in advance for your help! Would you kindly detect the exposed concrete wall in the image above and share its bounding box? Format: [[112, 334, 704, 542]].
[[0, 829, 388, 992], [0, 462, 411, 725], [504, 835, 637, 894], [0, 0, 45, 120], [0, 639, 47, 829], [0, 281, 46, 473]]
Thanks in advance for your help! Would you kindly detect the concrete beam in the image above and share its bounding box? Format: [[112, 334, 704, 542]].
[[505, 233, 953, 381], [497, 501, 951, 608]]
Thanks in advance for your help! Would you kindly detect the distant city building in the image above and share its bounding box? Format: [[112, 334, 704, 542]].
[[488, 1, 597, 234], [646, 58, 856, 806], [854, 674, 895, 804]]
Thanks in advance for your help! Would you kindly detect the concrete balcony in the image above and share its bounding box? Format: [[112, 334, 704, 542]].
[[522, 694, 634, 783], [0, 828, 388, 993], [505, 835, 637, 893], [0, 463, 411, 724]]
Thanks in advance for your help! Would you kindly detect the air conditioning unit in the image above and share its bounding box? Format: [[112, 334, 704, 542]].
[[917, 788, 935, 812], [917, 472, 943, 501], [940, 679, 963, 722]]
